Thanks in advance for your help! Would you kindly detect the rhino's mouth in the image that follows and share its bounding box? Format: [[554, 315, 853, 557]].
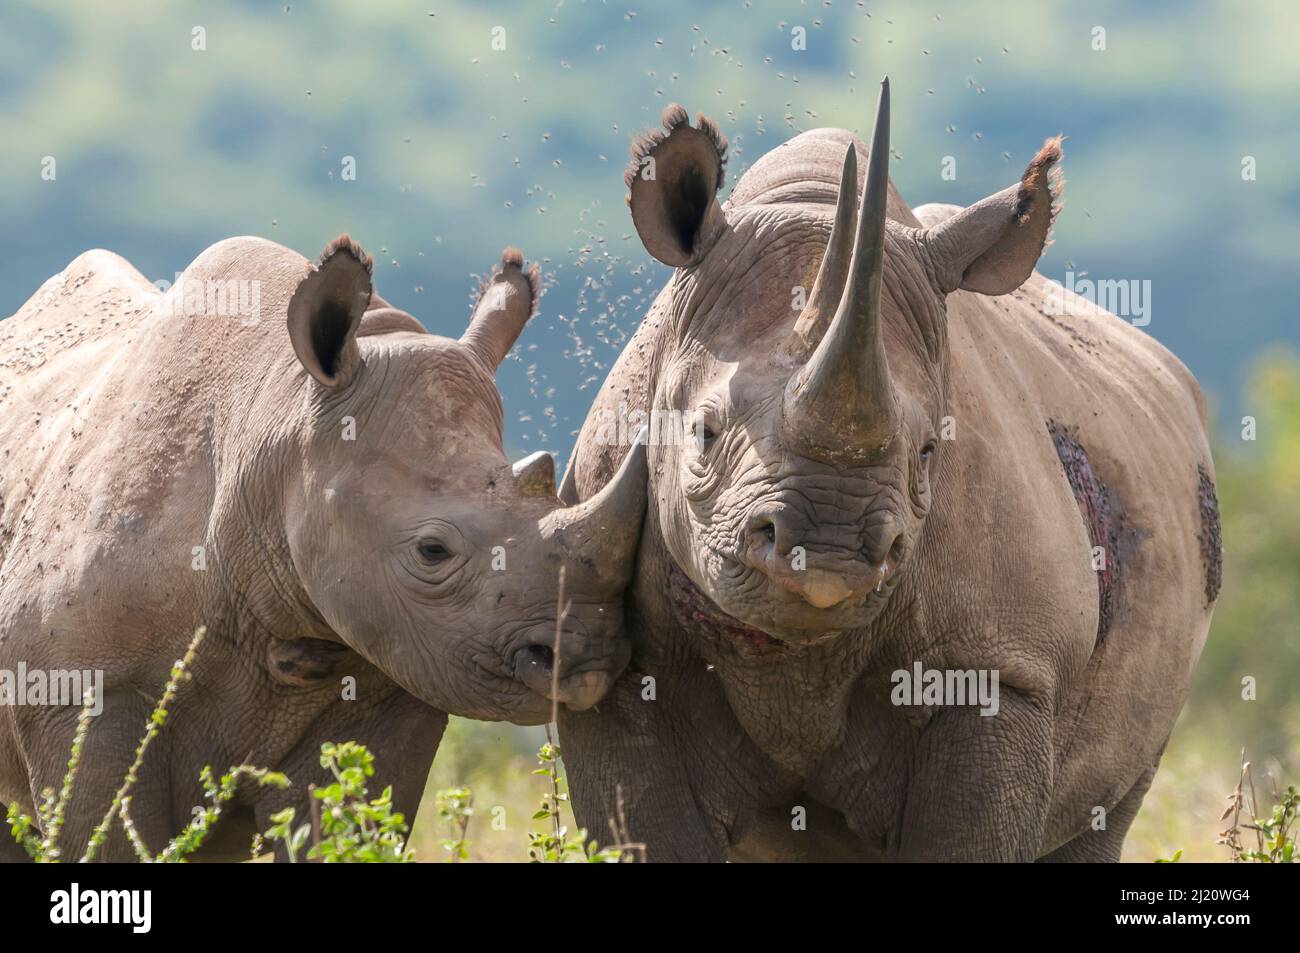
[[669, 553, 886, 650], [512, 639, 622, 712], [669, 562, 788, 653], [498, 621, 630, 720]]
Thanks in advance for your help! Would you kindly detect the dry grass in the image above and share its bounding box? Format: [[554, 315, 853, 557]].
[[1125, 705, 1299, 862], [411, 706, 1297, 863], [409, 718, 547, 863]]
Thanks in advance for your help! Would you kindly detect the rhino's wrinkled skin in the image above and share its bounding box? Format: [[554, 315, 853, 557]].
[[559, 82, 1219, 861], [0, 235, 645, 861]]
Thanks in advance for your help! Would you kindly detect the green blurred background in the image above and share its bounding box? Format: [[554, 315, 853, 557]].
[[1, 0, 1295, 861]]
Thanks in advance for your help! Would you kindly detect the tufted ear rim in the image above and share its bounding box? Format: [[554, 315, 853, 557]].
[[459, 247, 541, 373], [476, 246, 540, 314], [926, 136, 1065, 297], [287, 233, 374, 387], [625, 104, 729, 268], [624, 104, 728, 193], [318, 233, 374, 277], [1014, 136, 1065, 227]]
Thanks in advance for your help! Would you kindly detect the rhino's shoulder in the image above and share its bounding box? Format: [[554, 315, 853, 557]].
[[911, 203, 963, 228], [157, 236, 318, 339], [358, 307, 427, 337], [174, 235, 308, 289]]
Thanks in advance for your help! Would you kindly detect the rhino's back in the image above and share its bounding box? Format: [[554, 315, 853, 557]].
[[950, 271, 1210, 481], [0, 249, 160, 566], [946, 268, 1214, 652], [1, 249, 158, 414], [0, 236, 295, 492], [0, 234, 412, 585], [2, 247, 158, 343]]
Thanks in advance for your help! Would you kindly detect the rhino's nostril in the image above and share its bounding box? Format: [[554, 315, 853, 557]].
[[526, 644, 555, 671], [745, 506, 787, 552], [512, 636, 624, 712], [863, 519, 904, 568]]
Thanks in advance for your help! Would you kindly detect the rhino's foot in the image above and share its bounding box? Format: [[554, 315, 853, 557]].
[[1036, 762, 1159, 863]]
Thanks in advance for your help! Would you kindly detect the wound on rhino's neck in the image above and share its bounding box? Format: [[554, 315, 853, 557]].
[[663, 560, 873, 773], [668, 562, 783, 652]]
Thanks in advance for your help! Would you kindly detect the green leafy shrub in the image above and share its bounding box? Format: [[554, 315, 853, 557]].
[[434, 786, 474, 862], [4, 628, 291, 863], [5, 629, 404, 863], [264, 742, 414, 863], [526, 735, 622, 863]]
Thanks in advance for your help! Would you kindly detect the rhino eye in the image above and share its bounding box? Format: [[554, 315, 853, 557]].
[[417, 539, 452, 564]]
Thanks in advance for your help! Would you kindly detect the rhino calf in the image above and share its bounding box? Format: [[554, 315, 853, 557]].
[[0, 235, 646, 861]]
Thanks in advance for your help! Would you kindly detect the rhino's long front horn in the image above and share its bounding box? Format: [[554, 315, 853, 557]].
[[542, 428, 648, 589], [783, 78, 900, 461]]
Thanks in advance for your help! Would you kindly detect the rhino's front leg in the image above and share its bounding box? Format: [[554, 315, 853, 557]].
[[561, 660, 743, 863], [21, 693, 180, 862], [253, 687, 446, 861], [894, 686, 1055, 862]]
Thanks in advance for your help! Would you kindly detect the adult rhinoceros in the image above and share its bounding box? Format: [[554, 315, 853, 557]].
[[0, 234, 645, 861], [558, 80, 1220, 862]]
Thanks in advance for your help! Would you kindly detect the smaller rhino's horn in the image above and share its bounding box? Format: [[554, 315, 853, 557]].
[[513, 451, 557, 498], [543, 428, 648, 588]]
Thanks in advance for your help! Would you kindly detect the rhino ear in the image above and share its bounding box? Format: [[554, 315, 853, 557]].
[[626, 105, 728, 267], [287, 235, 373, 386], [925, 137, 1063, 296], [460, 248, 539, 372]]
